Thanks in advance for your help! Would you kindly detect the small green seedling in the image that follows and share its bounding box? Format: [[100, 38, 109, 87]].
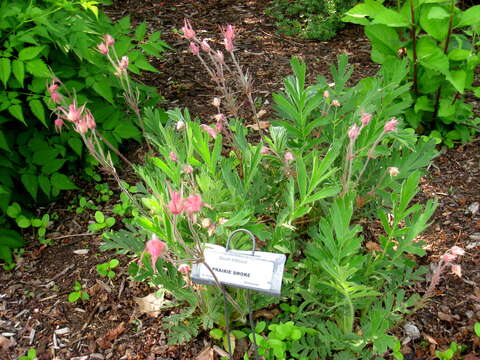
[[76, 196, 97, 214], [435, 342, 459, 360], [68, 281, 90, 303], [96, 259, 120, 279], [95, 183, 113, 202], [88, 211, 115, 232], [7, 202, 50, 244], [19, 348, 37, 360], [475, 322, 480, 337]]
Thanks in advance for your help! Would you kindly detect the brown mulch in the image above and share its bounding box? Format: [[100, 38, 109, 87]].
[[1, 1, 479, 359]]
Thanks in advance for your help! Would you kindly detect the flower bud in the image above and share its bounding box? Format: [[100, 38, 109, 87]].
[[284, 152, 294, 163], [54, 118, 64, 133], [169, 152, 178, 162], [104, 34, 115, 47], [176, 120, 185, 130], [183, 164, 193, 174], [201, 39, 211, 53], [323, 90, 330, 98], [348, 124, 360, 140], [181, 19, 196, 40], [212, 97, 221, 108], [146, 235, 167, 270], [388, 167, 399, 177], [201, 218, 212, 228], [332, 99, 341, 107], [384, 118, 399, 132], [361, 112, 372, 126], [214, 50, 224, 64], [189, 42, 200, 56], [97, 42, 108, 55], [178, 263, 191, 275]]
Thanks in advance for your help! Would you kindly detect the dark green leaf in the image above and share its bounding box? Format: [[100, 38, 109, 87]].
[[21, 174, 38, 199], [12, 60, 24, 86], [42, 159, 66, 175], [68, 137, 83, 156], [29, 99, 47, 127], [0, 58, 11, 87], [51, 173, 78, 190], [26, 59, 50, 78], [18, 46, 45, 61], [92, 82, 114, 103], [8, 105, 26, 125], [0, 229, 25, 248]]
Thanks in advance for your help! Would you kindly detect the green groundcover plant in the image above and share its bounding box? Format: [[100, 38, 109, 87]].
[[342, 0, 480, 147], [58, 22, 442, 359], [267, 0, 360, 40], [0, 0, 169, 267]]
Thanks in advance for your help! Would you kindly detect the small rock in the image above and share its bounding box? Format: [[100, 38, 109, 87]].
[[404, 322, 420, 340], [467, 241, 480, 249], [54, 327, 70, 335], [469, 233, 480, 241], [468, 202, 479, 215], [73, 249, 89, 255]]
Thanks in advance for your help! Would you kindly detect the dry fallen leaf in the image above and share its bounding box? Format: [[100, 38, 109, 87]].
[[423, 334, 438, 345], [196, 346, 215, 360], [464, 354, 480, 360], [97, 322, 126, 349], [246, 121, 270, 130], [437, 311, 454, 322], [366, 241, 382, 253], [253, 307, 280, 320], [0, 335, 13, 354], [134, 292, 173, 318]]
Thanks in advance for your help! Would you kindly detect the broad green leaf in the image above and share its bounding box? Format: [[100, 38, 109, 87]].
[[29, 99, 46, 127], [0, 245, 13, 264], [457, 5, 480, 27], [8, 105, 26, 125], [0, 58, 11, 87], [38, 174, 51, 196], [21, 174, 38, 200], [438, 99, 455, 118], [416, 37, 449, 75], [0, 229, 25, 248], [419, 6, 449, 40], [135, 22, 147, 40], [6, 202, 21, 218], [42, 159, 66, 175], [414, 96, 434, 113], [12, 60, 24, 86], [448, 48, 470, 61], [26, 59, 50, 78], [51, 173, 78, 190], [115, 121, 141, 139], [16, 215, 31, 228], [134, 56, 158, 72], [95, 211, 105, 223], [365, 24, 401, 63], [446, 70, 466, 93], [68, 137, 83, 156], [68, 292, 80, 302], [427, 6, 449, 19], [372, 8, 409, 27], [18, 46, 45, 61], [0, 130, 9, 151], [92, 82, 113, 103]]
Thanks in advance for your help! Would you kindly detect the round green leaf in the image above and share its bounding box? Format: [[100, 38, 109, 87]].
[[68, 292, 80, 302], [6, 202, 21, 218], [209, 328, 224, 340], [109, 259, 119, 268], [94, 211, 105, 224], [16, 215, 31, 228]]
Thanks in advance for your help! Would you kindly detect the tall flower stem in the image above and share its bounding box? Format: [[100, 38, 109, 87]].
[[409, 0, 418, 95]]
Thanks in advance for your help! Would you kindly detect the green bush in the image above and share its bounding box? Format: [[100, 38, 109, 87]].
[[0, 0, 169, 267], [342, 0, 480, 146], [266, 0, 359, 40]]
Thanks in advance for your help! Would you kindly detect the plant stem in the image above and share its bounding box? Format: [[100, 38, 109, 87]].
[[409, 0, 418, 95]]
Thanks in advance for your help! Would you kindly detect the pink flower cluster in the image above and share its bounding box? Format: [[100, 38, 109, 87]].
[[181, 19, 236, 57], [347, 113, 399, 141], [145, 234, 167, 271], [96, 34, 129, 77], [167, 190, 204, 216]]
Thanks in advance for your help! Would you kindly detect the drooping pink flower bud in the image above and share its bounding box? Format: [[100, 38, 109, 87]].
[[451, 264, 462, 278], [51, 92, 63, 104], [181, 19, 196, 40], [450, 246, 465, 256], [168, 190, 184, 215], [214, 113, 226, 132], [388, 167, 399, 176], [75, 119, 88, 134], [48, 81, 59, 95], [201, 218, 212, 229], [201, 39, 211, 53], [184, 194, 203, 214], [54, 118, 64, 133], [284, 152, 294, 163], [348, 124, 360, 140], [212, 97, 221, 108], [261, 146, 271, 155], [169, 151, 178, 162], [224, 37, 234, 52], [183, 164, 193, 174], [223, 24, 235, 41], [146, 235, 167, 270], [384, 118, 399, 132], [323, 90, 330, 98], [361, 112, 372, 126], [200, 124, 218, 139], [97, 42, 109, 55], [332, 99, 341, 107], [104, 34, 115, 47], [119, 56, 129, 70], [214, 50, 224, 64], [178, 263, 191, 275], [84, 110, 96, 129], [62, 101, 84, 123], [176, 120, 185, 130], [189, 42, 200, 56]]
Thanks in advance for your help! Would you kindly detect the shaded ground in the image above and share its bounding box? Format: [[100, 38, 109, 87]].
[[1, 0, 479, 359]]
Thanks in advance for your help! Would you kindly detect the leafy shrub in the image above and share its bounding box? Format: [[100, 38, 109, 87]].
[[266, 0, 359, 40], [342, 0, 480, 147], [0, 0, 168, 266]]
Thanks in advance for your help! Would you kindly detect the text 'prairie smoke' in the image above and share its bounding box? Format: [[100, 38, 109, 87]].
[[145, 235, 167, 271], [184, 194, 203, 214]]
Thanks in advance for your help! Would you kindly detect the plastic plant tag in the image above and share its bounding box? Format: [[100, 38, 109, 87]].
[[191, 243, 286, 296]]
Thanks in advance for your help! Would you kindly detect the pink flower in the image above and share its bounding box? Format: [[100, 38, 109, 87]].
[[201, 124, 218, 139], [178, 263, 191, 275], [184, 194, 203, 214], [361, 112, 372, 126], [332, 99, 341, 107], [214, 50, 224, 64], [201, 218, 212, 228], [168, 190, 184, 215], [75, 119, 88, 134], [384, 118, 399, 132], [97, 42, 109, 55], [176, 121, 185, 130], [214, 113, 226, 132], [323, 90, 330, 98], [212, 98, 221, 108], [224, 37, 234, 52], [61, 101, 84, 123], [169, 151, 178, 162], [449, 246, 465, 256], [223, 24, 235, 41], [146, 235, 167, 270], [261, 146, 271, 155], [104, 34, 115, 47], [51, 91, 63, 104], [201, 39, 211, 53], [119, 56, 129, 69], [183, 164, 193, 174], [388, 167, 399, 176], [451, 264, 462, 278], [54, 118, 64, 133], [47, 80, 59, 95], [284, 152, 294, 163], [348, 124, 360, 140], [84, 110, 96, 129], [189, 42, 200, 56], [181, 19, 196, 40]]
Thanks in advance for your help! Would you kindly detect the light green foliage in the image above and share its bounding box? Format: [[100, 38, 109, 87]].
[[88, 210, 115, 232], [68, 281, 90, 303], [19, 348, 37, 360], [101, 56, 437, 356], [267, 0, 359, 40], [0, 0, 168, 267], [435, 342, 460, 360], [343, 0, 480, 146], [96, 258, 119, 279], [475, 322, 480, 337]]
